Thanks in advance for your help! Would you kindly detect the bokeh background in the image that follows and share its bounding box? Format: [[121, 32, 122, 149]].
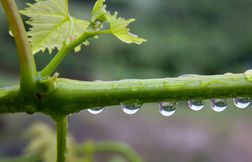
[[1, 0, 252, 161]]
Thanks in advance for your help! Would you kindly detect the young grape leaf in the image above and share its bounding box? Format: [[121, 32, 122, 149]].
[[20, 0, 90, 54], [91, 0, 146, 44], [107, 12, 146, 45], [91, 0, 108, 23]]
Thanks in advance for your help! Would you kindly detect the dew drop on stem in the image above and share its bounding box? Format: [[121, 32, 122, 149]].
[[159, 102, 176, 117], [121, 102, 142, 115], [9, 28, 13, 37], [188, 100, 204, 111], [233, 97, 251, 109], [211, 99, 227, 112], [87, 107, 104, 114]]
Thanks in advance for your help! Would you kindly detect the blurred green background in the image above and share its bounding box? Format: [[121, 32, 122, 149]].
[[1, 0, 252, 162]]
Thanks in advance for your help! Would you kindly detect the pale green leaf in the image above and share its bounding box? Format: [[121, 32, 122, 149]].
[[91, 0, 107, 23], [20, 0, 90, 54], [107, 12, 146, 45]]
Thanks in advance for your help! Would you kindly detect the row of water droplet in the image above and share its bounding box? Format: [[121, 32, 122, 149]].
[[87, 97, 251, 116]]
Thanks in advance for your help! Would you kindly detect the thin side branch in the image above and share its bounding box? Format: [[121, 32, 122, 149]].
[[40, 30, 111, 77], [1, 72, 252, 116], [0, 0, 37, 91], [56, 117, 68, 162]]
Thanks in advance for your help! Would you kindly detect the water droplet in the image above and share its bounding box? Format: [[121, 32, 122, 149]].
[[159, 102, 176, 116], [121, 102, 142, 115], [188, 100, 204, 111], [211, 99, 227, 112], [87, 107, 104, 114], [9, 29, 13, 37], [233, 97, 251, 109]]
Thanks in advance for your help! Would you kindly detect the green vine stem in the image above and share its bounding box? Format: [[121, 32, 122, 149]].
[[79, 141, 142, 162], [0, 72, 252, 116], [0, 0, 37, 91], [56, 117, 68, 162]]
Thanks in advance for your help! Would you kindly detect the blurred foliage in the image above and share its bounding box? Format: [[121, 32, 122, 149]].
[[0, 122, 142, 162], [0, 73, 18, 87], [1, 0, 252, 81]]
